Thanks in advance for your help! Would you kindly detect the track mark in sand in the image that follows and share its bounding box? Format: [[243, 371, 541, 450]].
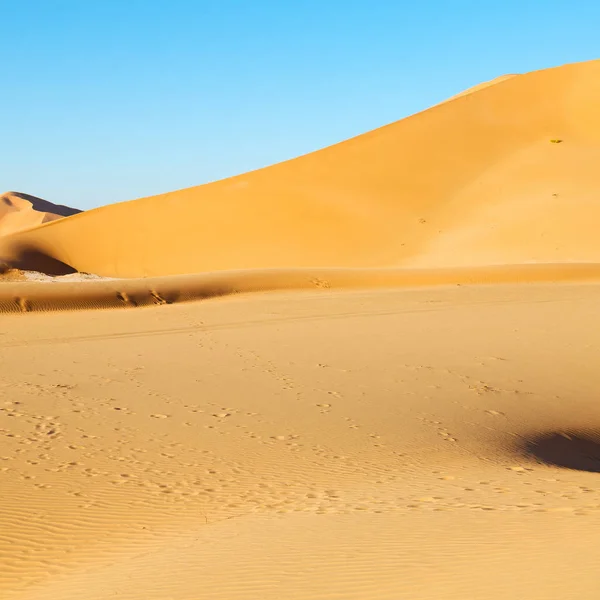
[[468, 383, 502, 395], [0, 295, 541, 348], [408, 364, 526, 398], [453, 372, 526, 397], [419, 417, 458, 443], [150, 290, 171, 305], [233, 346, 299, 394], [14, 297, 30, 313], [310, 277, 331, 289], [116, 291, 138, 307], [35, 419, 62, 438], [485, 409, 505, 417]]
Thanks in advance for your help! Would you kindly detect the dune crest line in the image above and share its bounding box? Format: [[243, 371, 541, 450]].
[[2, 263, 600, 314], [2, 60, 600, 279]]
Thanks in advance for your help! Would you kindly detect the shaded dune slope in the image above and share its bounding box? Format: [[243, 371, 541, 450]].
[[0, 192, 81, 237], [1, 59, 600, 279]]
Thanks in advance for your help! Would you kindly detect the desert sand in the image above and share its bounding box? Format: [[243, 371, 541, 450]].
[[0, 192, 80, 238], [2, 59, 600, 599], [2, 60, 600, 278]]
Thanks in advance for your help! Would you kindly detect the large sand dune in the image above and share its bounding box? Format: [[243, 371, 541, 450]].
[[3, 59, 600, 599], [1, 59, 600, 278]]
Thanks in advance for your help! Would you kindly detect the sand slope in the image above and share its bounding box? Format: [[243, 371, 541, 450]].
[[3, 59, 600, 599], [3, 283, 600, 599], [0, 192, 80, 238], [1, 59, 600, 277], [2, 263, 600, 313]]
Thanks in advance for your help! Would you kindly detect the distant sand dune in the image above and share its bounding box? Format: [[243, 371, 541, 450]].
[[0, 191, 81, 237]]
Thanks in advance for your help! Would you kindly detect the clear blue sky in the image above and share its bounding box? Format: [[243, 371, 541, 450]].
[[2, 1, 599, 209]]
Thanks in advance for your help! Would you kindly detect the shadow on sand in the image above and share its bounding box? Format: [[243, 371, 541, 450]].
[[524, 431, 600, 473], [2, 191, 82, 217], [1, 244, 76, 276]]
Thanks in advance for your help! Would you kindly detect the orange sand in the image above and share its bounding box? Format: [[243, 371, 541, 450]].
[[2, 60, 600, 278], [2, 59, 600, 599], [0, 192, 80, 237]]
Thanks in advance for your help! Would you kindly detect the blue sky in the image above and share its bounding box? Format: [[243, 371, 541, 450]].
[[2, 1, 599, 209]]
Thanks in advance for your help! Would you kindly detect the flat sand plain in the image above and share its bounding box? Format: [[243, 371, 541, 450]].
[[2, 283, 600, 599]]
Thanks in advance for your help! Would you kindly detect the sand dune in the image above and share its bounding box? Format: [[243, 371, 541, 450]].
[[4, 59, 600, 599], [437, 73, 518, 104], [0, 192, 80, 238], [2, 263, 600, 313], [1, 59, 600, 277]]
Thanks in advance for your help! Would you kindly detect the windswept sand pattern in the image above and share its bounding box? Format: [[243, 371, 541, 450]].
[[3, 58, 600, 599], [2, 284, 600, 598], [2, 263, 600, 313]]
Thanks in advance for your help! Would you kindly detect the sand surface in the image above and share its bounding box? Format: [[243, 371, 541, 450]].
[[2, 284, 600, 599], [1, 59, 600, 277], [0, 192, 80, 238], [3, 59, 600, 598]]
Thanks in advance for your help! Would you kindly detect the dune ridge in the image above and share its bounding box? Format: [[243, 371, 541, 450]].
[[1, 59, 600, 278], [438, 73, 519, 104], [0, 192, 81, 237], [2, 263, 600, 313]]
